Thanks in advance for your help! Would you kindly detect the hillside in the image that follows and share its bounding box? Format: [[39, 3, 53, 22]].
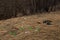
[[0, 11, 60, 40]]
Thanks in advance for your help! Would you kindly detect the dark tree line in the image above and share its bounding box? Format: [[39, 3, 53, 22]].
[[0, 0, 60, 20]]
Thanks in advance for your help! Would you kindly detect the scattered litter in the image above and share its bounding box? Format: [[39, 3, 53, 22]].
[[35, 27, 40, 32], [25, 31, 30, 34]]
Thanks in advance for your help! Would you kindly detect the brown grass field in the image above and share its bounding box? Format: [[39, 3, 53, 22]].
[[0, 11, 60, 40]]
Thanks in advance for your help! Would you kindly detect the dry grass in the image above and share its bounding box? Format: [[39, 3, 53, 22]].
[[0, 11, 60, 40]]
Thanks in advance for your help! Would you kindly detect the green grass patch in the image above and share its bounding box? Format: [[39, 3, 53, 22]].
[[28, 26, 33, 30], [9, 30, 17, 36], [19, 27, 24, 31]]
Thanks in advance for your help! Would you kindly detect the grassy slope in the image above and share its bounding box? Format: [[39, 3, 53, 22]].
[[0, 11, 60, 40]]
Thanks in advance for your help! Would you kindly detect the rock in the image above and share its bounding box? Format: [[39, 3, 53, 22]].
[[43, 20, 52, 25]]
